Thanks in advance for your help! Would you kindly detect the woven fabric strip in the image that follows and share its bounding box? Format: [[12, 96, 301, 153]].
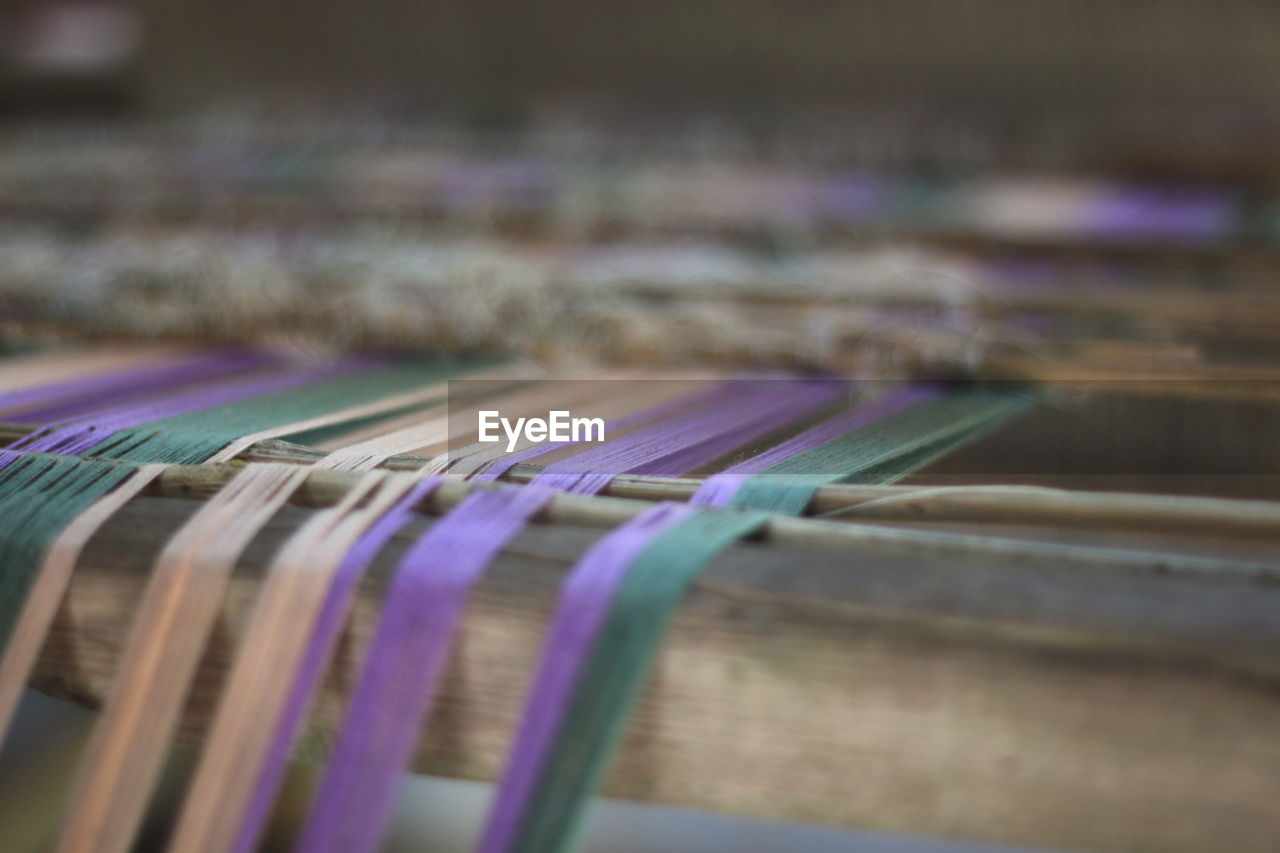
[[477, 501, 696, 853], [513, 508, 772, 853], [296, 484, 556, 853]]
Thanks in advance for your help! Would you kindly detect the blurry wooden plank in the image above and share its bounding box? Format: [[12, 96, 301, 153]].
[[28, 492, 1280, 853]]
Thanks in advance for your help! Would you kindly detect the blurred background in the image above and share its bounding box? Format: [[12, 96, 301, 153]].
[[4, 1, 1280, 376], [6, 0, 1280, 166], [2, 3, 1278, 851]]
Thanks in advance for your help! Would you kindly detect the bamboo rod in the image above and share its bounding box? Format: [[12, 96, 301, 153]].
[[145, 460, 1280, 582], [247, 438, 1280, 542], [3, 424, 1279, 540]]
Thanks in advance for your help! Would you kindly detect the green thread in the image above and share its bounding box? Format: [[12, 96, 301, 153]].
[[0, 455, 137, 648], [511, 391, 1031, 851], [92, 362, 470, 464], [730, 392, 1031, 515], [281, 397, 443, 449], [515, 509, 770, 853]]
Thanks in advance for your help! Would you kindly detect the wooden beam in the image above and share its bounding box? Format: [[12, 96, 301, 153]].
[[29, 491, 1280, 853]]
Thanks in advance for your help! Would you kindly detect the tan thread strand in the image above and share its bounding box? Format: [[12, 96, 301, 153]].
[[0, 346, 185, 395], [207, 363, 539, 463], [203, 386, 450, 464], [53, 464, 311, 853], [308, 374, 577, 460], [313, 376, 589, 467], [54, 468, 265, 852], [167, 471, 422, 853]]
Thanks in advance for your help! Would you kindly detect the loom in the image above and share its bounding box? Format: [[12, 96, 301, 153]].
[[0, 333, 1276, 853], [2, 4, 1280, 853]]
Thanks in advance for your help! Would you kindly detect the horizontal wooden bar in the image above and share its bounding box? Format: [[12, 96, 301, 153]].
[[5, 423, 1280, 540]]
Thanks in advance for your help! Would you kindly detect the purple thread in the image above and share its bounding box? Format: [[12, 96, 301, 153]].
[[1086, 187, 1233, 245], [231, 476, 445, 853], [472, 384, 885, 852], [0, 349, 250, 414], [10, 349, 280, 424], [476, 501, 695, 853], [532, 380, 839, 495], [691, 385, 938, 507], [4, 359, 364, 464], [296, 484, 556, 853], [469, 383, 738, 484]]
